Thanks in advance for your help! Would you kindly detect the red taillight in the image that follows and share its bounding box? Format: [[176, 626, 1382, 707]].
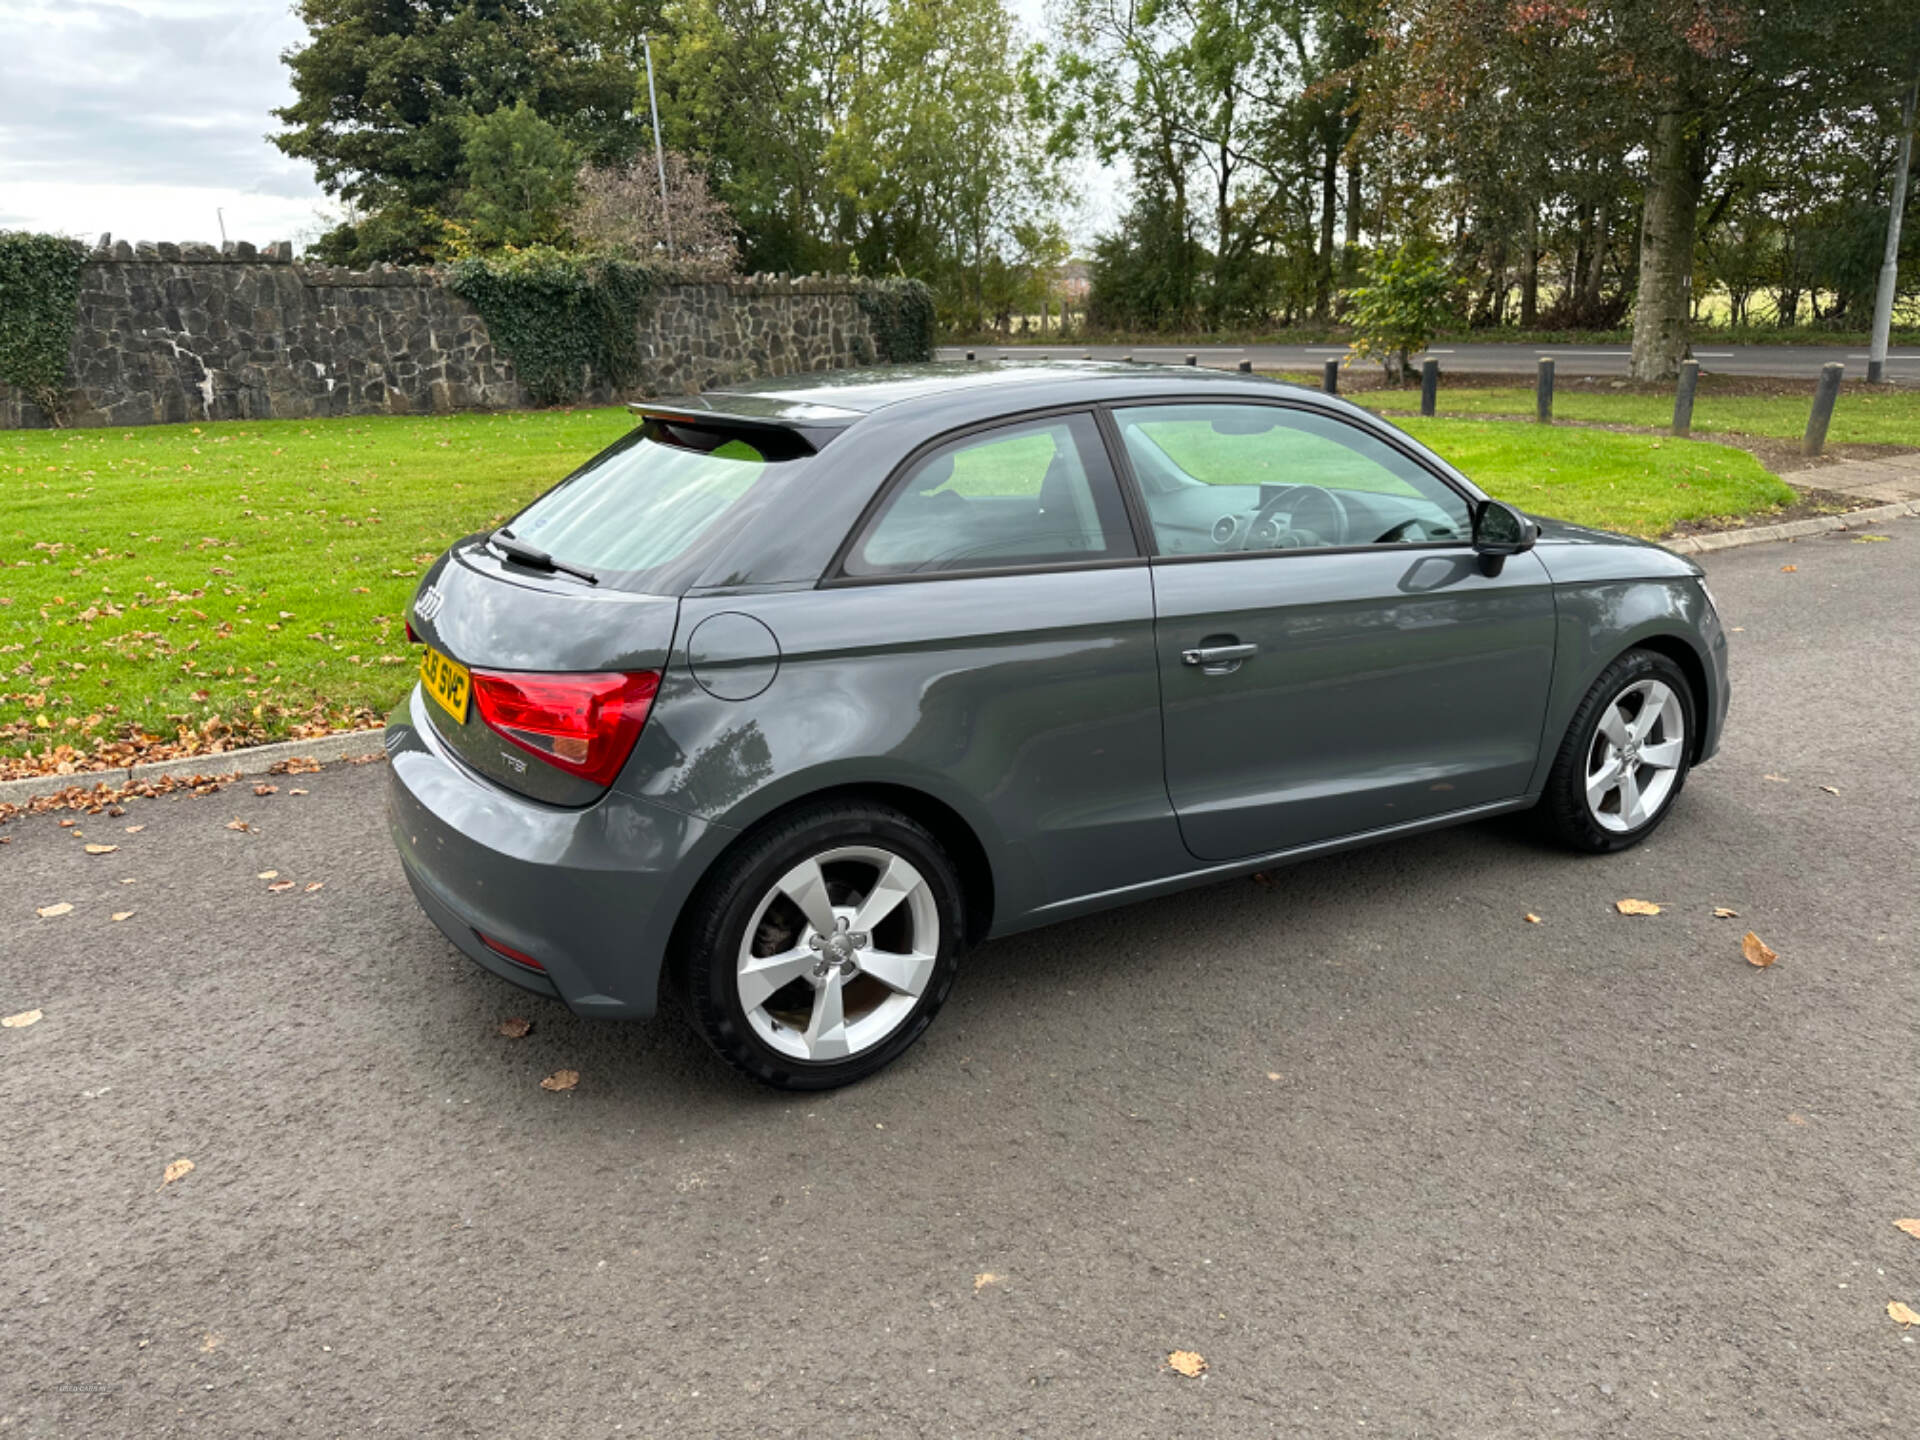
[[470, 669, 659, 787], [406, 620, 420, 644], [475, 931, 545, 972]]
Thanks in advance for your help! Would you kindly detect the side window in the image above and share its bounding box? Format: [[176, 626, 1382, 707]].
[[1114, 403, 1474, 556], [844, 412, 1137, 577]]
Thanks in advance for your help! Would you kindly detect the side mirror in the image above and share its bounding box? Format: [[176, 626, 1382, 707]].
[[1472, 499, 1538, 575]]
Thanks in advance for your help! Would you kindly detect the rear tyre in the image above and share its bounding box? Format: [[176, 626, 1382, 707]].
[[675, 802, 965, 1090], [1539, 648, 1695, 853]]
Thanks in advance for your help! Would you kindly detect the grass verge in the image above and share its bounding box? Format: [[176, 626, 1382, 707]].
[[2, 406, 1794, 767], [1, 408, 634, 772]]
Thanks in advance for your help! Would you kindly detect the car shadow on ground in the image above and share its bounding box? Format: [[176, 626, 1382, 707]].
[[400, 808, 1582, 1111]]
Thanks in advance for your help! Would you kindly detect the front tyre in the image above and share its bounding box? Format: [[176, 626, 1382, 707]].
[[676, 803, 965, 1090], [1539, 648, 1695, 853]]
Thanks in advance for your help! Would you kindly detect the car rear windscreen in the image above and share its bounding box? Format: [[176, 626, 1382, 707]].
[[507, 418, 808, 592]]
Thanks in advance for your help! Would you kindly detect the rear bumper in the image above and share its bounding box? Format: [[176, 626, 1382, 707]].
[[386, 687, 719, 1019]]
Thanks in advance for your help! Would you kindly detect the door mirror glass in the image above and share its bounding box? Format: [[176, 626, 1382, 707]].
[[1473, 500, 1537, 554]]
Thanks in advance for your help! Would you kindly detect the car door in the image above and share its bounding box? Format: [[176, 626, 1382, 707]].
[[1109, 399, 1556, 862]]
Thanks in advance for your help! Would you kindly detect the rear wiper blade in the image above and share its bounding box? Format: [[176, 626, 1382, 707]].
[[488, 528, 598, 585]]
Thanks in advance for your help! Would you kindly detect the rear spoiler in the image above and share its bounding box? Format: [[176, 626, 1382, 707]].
[[627, 394, 862, 455]]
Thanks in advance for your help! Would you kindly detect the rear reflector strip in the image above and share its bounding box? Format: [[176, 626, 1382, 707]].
[[475, 931, 546, 972]]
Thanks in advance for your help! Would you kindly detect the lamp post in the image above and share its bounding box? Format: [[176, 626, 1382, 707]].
[[1867, 67, 1918, 384], [642, 35, 675, 260]]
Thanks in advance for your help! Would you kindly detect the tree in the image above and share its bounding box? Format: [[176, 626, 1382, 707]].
[[828, 0, 1060, 329], [569, 152, 740, 269], [276, 0, 654, 262], [1367, 0, 1917, 377], [457, 102, 578, 250], [657, 0, 879, 274], [1087, 186, 1208, 331], [1343, 243, 1454, 382]]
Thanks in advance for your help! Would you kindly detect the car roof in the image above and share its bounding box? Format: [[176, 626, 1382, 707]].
[[661, 359, 1328, 430]]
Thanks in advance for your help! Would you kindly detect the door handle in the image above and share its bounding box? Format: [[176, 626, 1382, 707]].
[[1182, 642, 1258, 669]]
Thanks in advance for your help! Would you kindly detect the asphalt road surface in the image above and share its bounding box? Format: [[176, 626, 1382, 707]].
[[937, 341, 1920, 383], [5, 519, 1917, 1438]]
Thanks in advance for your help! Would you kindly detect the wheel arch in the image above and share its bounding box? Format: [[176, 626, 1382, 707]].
[[657, 780, 998, 1010], [1624, 632, 1711, 762]]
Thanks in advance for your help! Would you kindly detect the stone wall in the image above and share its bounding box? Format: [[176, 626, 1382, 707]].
[[0, 239, 887, 429]]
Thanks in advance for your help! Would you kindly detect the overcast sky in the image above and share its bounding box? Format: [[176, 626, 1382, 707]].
[[1, 1, 331, 246], [1, 0, 1110, 252]]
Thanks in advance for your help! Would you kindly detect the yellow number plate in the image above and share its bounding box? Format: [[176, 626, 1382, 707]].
[[419, 646, 471, 725]]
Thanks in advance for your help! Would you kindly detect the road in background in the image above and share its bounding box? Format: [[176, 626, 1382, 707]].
[[938, 340, 1920, 382], [4, 520, 1917, 1436]]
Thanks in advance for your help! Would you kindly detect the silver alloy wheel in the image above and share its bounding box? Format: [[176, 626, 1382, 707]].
[[1585, 678, 1686, 834], [737, 845, 940, 1062]]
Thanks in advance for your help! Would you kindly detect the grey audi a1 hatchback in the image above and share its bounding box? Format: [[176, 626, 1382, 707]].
[[389, 361, 1727, 1088]]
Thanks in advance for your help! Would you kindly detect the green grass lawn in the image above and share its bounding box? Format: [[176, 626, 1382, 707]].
[[1396, 418, 1795, 533], [1, 408, 634, 770], [1365, 381, 1920, 446], [1, 405, 1794, 767]]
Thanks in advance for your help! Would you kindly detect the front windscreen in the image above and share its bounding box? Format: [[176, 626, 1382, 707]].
[[506, 418, 806, 591]]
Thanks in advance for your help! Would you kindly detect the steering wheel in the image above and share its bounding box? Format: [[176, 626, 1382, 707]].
[[1372, 517, 1425, 544], [1240, 484, 1348, 550]]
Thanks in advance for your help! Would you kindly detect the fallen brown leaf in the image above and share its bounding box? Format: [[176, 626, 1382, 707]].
[[254, 784, 278, 796], [124, 824, 144, 834], [83, 843, 117, 855], [1713, 907, 1740, 919], [497, 1017, 532, 1039], [303, 881, 324, 894], [973, 1272, 1001, 1292], [266, 880, 295, 893], [159, 1158, 194, 1188], [1780, 564, 1797, 572], [3, 1008, 44, 1028], [1893, 1219, 1920, 1240], [199, 1332, 222, 1353], [540, 1069, 580, 1092], [1167, 1350, 1207, 1378], [36, 902, 74, 918], [1787, 1113, 1807, 1125], [112, 911, 134, 922], [1265, 1071, 1282, 1082], [1818, 785, 1838, 795], [224, 818, 250, 832], [1742, 931, 1778, 968], [1888, 1301, 1919, 1328], [1524, 912, 1542, 924], [289, 788, 309, 796], [257, 870, 278, 880], [1763, 774, 1788, 782], [1615, 898, 1661, 916]]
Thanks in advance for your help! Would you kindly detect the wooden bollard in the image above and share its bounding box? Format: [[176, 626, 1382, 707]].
[[1420, 357, 1439, 417], [1803, 362, 1844, 457], [1238, 358, 1252, 373], [1322, 359, 1339, 395], [1672, 359, 1699, 437], [1536, 357, 1555, 423]]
